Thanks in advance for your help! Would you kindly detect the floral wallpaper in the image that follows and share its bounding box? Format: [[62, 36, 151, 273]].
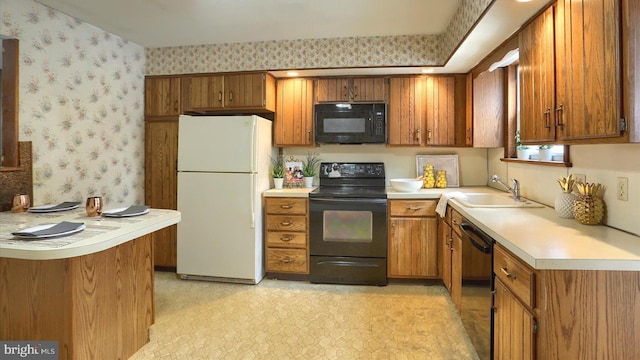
[[1, 0, 145, 207], [145, 1, 493, 76]]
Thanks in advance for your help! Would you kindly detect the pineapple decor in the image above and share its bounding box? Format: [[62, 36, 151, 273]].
[[574, 182, 606, 225], [423, 164, 436, 188], [554, 174, 576, 218], [435, 170, 448, 188]]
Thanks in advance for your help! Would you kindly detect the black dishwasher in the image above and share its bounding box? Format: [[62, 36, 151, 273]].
[[458, 220, 494, 360]]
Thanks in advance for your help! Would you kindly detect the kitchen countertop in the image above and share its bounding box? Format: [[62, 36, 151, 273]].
[[0, 207, 181, 260], [264, 186, 640, 271], [263, 187, 316, 197]]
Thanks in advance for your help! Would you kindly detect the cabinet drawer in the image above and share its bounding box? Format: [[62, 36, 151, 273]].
[[389, 200, 437, 217], [265, 198, 307, 215], [266, 215, 307, 232], [266, 248, 308, 273], [451, 209, 463, 236], [266, 232, 307, 249], [494, 245, 535, 308]]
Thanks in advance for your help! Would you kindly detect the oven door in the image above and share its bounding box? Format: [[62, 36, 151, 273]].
[[309, 197, 387, 258]]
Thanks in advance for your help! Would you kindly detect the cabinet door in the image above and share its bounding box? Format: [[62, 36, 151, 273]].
[[519, 6, 556, 143], [388, 76, 425, 145], [145, 119, 178, 267], [181, 75, 224, 112], [472, 69, 504, 147], [388, 217, 438, 278], [145, 77, 181, 117], [351, 77, 388, 102], [315, 78, 350, 102], [225, 73, 266, 109], [493, 279, 535, 360], [425, 76, 456, 145], [555, 0, 622, 140], [439, 218, 452, 292], [275, 78, 314, 146], [451, 231, 462, 311]]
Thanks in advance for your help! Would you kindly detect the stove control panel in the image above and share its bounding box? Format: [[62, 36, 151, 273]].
[[319, 162, 385, 179]]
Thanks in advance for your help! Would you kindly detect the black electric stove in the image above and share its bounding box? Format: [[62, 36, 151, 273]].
[[308, 162, 388, 286], [309, 162, 387, 199]]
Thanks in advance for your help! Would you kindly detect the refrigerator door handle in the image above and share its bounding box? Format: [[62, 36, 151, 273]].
[[250, 174, 256, 229]]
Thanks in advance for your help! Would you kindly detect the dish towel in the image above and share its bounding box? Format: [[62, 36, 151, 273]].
[[436, 192, 464, 218]]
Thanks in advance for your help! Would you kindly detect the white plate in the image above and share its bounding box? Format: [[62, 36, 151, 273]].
[[102, 207, 150, 217], [12, 223, 86, 239], [28, 202, 80, 213]]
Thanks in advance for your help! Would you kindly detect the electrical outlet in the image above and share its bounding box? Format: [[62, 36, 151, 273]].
[[617, 177, 628, 201], [574, 174, 586, 184]]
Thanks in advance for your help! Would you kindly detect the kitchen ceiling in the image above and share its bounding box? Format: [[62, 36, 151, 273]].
[[34, 0, 550, 74]]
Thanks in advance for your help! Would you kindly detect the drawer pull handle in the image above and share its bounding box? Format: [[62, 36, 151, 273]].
[[280, 222, 293, 227], [407, 207, 422, 211], [280, 236, 293, 242], [500, 267, 516, 279], [280, 204, 293, 209], [282, 257, 293, 263]]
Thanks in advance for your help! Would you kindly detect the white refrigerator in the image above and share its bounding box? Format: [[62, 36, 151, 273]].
[[177, 114, 274, 284]]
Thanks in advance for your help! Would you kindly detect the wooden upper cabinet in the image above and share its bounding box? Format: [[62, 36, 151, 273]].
[[225, 73, 276, 110], [555, 0, 622, 141], [519, 6, 556, 143], [145, 76, 181, 117], [519, 0, 629, 144], [274, 78, 315, 146], [315, 77, 388, 103], [181, 74, 224, 112], [181, 72, 275, 113], [473, 69, 505, 147], [425, 76, 456, 146], [389, 75, 464, 146], [388, 76, 425, 145]]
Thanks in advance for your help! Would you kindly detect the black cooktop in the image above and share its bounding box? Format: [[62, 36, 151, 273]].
[[309, 162, 387, 199]]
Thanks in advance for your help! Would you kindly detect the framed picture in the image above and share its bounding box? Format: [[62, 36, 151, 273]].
[[285, 160, 304, 186]]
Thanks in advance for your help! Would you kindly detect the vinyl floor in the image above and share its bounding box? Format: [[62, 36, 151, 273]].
[[130, 272, 479, 359]]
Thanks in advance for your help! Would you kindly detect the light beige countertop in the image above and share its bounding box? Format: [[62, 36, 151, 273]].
[[263, 187, 316, 197], [0, 208, 181, 260], [263, 186, 640, 271]]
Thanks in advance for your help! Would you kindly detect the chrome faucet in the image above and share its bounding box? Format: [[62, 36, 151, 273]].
[[491, 175, 521, 201]]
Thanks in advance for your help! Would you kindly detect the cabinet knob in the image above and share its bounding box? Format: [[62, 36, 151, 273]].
[[218, 91, 223, 102], [229, 91, 233, 102]]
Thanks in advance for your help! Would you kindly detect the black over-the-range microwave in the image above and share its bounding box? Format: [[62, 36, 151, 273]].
[[314, 103, 386, 144]]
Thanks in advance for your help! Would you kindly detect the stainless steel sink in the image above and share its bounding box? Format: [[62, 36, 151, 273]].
[[454, 193, 544, 208]]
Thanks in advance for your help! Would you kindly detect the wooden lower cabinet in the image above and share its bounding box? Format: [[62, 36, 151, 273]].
[[493, 243, 640, 359], [439, 206, 461, 310], [493, 279, 535, 360], [388, 200, 438, 278], [145, 118, 178, 268], [264, 197, 308, 274], [0, 235, 154, 360]]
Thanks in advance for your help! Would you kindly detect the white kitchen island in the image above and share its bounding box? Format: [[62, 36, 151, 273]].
[[0, 208, 181, 360]]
